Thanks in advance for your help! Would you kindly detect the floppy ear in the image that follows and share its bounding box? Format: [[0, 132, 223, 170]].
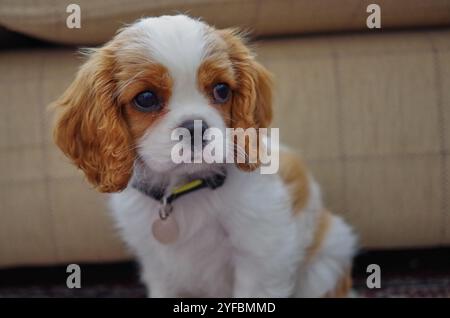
[[52, 46, 135, 193], [219, 29, 273, 171]]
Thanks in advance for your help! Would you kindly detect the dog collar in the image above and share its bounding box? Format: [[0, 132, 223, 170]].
[[132, 171, 226, 219], [132, 170, 226, 244]]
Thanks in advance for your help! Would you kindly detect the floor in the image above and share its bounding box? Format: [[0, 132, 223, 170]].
[[0, 248, 449, 298], [352, 248, 450, 297]]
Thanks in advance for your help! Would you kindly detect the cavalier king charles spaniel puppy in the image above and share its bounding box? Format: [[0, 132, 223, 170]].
[[53, 15, 356, 297]]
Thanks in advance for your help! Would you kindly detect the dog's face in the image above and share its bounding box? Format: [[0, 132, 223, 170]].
[[53, 15, 272, 192]]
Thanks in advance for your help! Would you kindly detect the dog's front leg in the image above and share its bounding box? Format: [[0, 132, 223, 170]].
[[229, 219, 299, 298], [140, 257, 177, 297], [147, 281, 174, 298], [232, 252, 296, 298]]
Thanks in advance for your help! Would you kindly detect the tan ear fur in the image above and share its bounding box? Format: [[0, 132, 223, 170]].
[[53, 46, 135, 192], [219, 29, 273, 171]]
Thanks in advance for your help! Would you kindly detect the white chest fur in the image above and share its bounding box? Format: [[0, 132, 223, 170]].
[[109, 166, 320, 297], [111, 168, 355, 297]]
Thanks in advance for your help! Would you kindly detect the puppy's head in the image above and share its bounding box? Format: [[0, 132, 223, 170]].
[[53, 15, 272, 193]]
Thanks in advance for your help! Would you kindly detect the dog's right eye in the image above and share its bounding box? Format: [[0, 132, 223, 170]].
[[133, 91, 161, 112]]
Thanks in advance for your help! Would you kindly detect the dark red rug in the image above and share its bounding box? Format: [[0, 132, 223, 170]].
[[0, 248, 449, 298]]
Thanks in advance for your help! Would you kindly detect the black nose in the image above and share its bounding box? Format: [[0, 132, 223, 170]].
[[179, 120, 209, 147]]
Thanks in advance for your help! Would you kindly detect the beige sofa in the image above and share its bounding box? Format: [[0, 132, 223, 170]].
[[1, 0, 449, 268]]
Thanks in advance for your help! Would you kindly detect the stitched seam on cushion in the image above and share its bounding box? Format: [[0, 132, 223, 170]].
[[429, 34, 449, 245]]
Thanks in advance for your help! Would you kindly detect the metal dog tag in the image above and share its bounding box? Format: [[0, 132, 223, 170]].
[[152, 215, 179, 244], [152, 201, 178, 244]]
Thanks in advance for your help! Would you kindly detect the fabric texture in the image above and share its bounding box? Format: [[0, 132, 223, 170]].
[[1, 29, 449, 267], [1, 0, 450, 45]]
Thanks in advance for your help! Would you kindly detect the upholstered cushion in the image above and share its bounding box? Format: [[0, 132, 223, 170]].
[[1, 29, 449, 267], [0, 0, 450, 45]]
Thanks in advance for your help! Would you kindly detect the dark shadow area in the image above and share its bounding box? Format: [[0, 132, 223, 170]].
[[0, 248, 449, 297]]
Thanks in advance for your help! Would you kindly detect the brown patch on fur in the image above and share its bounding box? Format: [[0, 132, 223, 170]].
[[278, 150, 310, 213], [303, 209, 353, 297], [217, 29, 273, 171], [305, 209, 332, 263], [117, 64, 172, 139], [52, 23, 178, 193], [324, 268, 353, 298], [53, 42, 135, 193], [197, 55, 236, 126], [197, 57, 236, 93]]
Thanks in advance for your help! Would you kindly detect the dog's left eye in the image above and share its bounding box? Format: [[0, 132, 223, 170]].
[[133, 91, 161, 112], [212, 83, 231, 104]]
